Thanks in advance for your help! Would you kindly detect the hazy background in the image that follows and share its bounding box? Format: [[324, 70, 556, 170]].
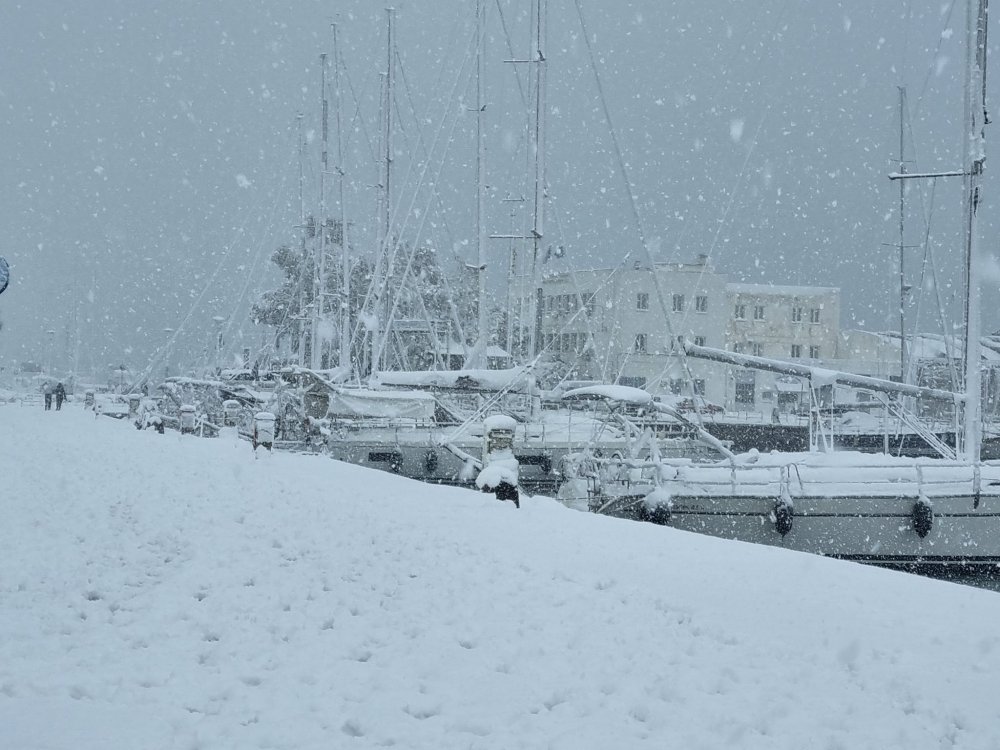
[[1, 0, 996, 378]]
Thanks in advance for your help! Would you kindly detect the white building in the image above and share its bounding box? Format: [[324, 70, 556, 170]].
[[530, 259, 843, 412], [724, 283, 841, 412]]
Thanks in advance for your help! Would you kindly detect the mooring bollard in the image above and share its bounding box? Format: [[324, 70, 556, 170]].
[[179, 404, 196, 434], [475, 414, 521, 508], [253, 411, 276, 453], [127, 394, 142, 420], [84, 390, 95, 410], [223, 399, 240, 428]]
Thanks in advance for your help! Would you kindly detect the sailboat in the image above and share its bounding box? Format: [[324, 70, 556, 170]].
[[569, 0, 1000, 572]]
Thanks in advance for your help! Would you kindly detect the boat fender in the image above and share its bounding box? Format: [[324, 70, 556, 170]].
[[773, 499, 794, 537], [649, 504, 671, 525], [424, 449, 439, 475], [912, 498, 933, 538]]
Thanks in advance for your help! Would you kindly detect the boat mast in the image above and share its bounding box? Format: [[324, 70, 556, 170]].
[[296, 112, 309, 366], [897, 86, 908, 383], [961, 0, 989, 461], [371, 8, 394, 377], [333, 23, 351, 371], [529, 0, 546, 357], [312, 53, 330, 370], [469, 0, 489, 369]]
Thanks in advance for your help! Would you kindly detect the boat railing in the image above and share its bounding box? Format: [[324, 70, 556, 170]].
[[586, 456, 990, 499]]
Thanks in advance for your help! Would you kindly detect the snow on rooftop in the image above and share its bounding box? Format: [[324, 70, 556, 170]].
[[726, 282, 839, 296], [3, 402, 1000, 748]]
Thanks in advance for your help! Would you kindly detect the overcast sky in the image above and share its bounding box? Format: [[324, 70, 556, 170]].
[[0, 0, 995, 377]]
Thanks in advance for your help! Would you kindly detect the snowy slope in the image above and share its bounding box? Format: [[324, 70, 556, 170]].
[[2, 403, 1000, 749]]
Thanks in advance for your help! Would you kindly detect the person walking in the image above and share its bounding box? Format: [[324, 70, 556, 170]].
[[54, 382, 66, 410], [42, 381, 53, 411]]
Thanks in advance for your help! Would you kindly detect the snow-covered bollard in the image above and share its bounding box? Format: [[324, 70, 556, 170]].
[[253, 411, 276, 454], [179, 404, 196, 435], [475, 414, 520, 508], [127, 394, 141, 420], [84, 390, 95, 410], [223, 399, 240, 428]]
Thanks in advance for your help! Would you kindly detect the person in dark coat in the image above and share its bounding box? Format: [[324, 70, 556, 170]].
[[54, 382, 66, 410]]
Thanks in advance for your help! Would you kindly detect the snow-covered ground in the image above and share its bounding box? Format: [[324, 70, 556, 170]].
[[3, 402, 1000, 749]]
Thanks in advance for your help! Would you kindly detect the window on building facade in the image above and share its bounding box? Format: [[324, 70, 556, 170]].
[[583, 292, 596, 316], [634, 333, 648, 353], [669, 379, 685, 395], [636, 292, 649, 311], [810, 308, 821, 323], [693, 379, 706, 396], [791, 306, 803, 322], [791, 344, 802, 358], [617, 376, 647, 389], [733, 342, 745, 354], [809, 345, 820, 358], [695, 295, 708, 313], [753, 305, 765, 320], [735, 382, 755, 404], [734, 304, 746, 320], [750, 342, 763, 357], [694, 335, 706, 347], [672, 294, 685, 312]]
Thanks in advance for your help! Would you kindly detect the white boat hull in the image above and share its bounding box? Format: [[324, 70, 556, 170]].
[[574, 456, 1000, 570]]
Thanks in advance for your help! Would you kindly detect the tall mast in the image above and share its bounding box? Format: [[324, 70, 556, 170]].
[[961, 0, 989, 461], [897, 86, 908, 383], [371, 8, 395, 377], [469, 0, 489, 368], [296, 112, 309, 366], [333, 23, 351, 371], [312, 53, 330, 370], [529, 0, 547, 357]]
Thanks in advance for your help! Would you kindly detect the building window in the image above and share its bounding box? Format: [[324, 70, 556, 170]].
[[750, 342, 763, 357], [735, 382, 755, 405], [634, 333, 648, 353], [583, 292, 596, 316], [791, 306, 803, 322], [733, 342, 745, 354], [791, 344, 802, 358], [669, 378, 685, 395], [695, 295, 708, 313], [672, 294, 685, 312], [636, 292, 649, 311], [810, 308, 821, 323], [753, 305, 765, 321], [693, 379, 706, 396], [809, 345, 820, 359], [694, 336, 706, 347], [734, 304, 746, 320]]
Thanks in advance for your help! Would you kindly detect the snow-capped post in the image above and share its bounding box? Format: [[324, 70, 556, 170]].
[[253, 411, 276, 454], [84, 390, 95, 410], [223, 399, 240, 428], [127, 394, 141, 421], [475, 414, 520, 508], [179, 404, 196, 435]]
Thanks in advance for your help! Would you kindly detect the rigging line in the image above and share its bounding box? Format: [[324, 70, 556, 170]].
[[220, 160, 294, 351], [912, 0, 959, 121], [139, 117, 302, 386], [393, 46, 459, 252], [679, 112, 767, 341], [573, 0, 707, 416], [340, 54, 379, 166], [350, 19, 479, 356], [900, 90, 961, 390], [494, 0, 529, 109], [375, 99, 469, 369], [380, 18, 479, 255]]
